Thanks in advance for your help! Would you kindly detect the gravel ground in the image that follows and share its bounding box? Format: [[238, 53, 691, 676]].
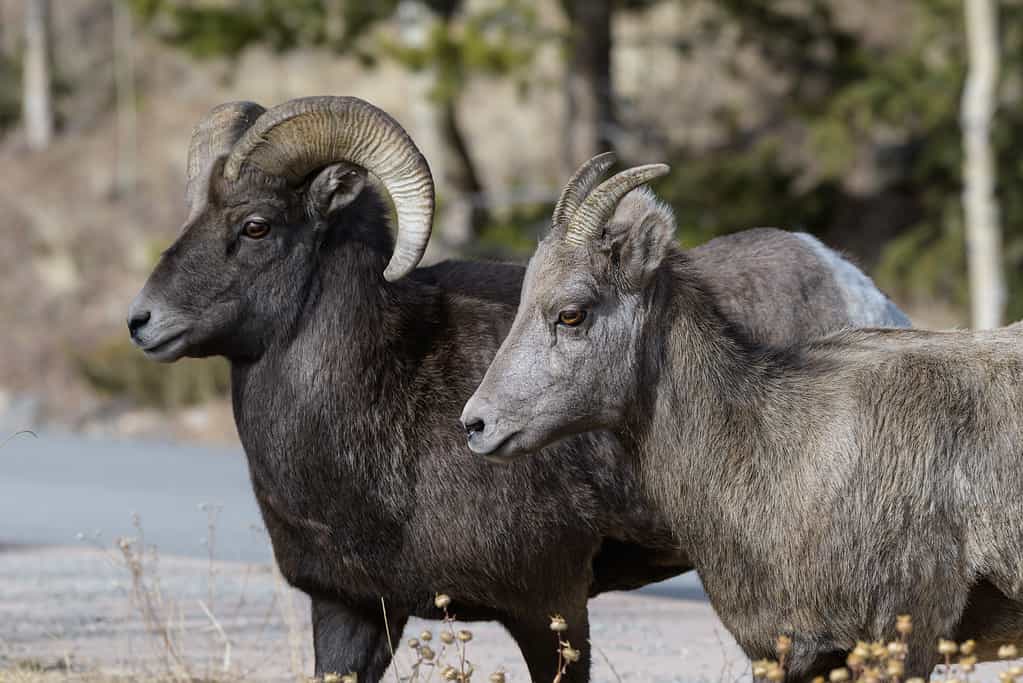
[[0, 545, 747, 683]]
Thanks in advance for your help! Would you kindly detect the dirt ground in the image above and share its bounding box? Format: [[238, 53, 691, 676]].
[[0, 545, 748, 683]]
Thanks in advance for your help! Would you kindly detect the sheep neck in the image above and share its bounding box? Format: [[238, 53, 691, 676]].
[[621, 250, 827, 561]]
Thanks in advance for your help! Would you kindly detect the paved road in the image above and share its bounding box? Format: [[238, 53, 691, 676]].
[[0, 430, 706, 597], [0, 431, 730, 682]]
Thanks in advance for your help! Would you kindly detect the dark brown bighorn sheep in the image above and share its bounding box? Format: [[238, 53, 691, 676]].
[[129, 99, 909, 682], [463, 161, 1023, 680]]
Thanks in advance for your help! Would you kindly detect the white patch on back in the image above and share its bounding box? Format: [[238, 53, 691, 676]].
[[794, 233, 911, 328]]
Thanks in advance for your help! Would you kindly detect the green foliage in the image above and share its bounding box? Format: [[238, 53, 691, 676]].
[[75, 337, 230, 410], [125, 0, 400, 57], [474, 199, 554, 260], [654, 0, 1023, 320], [0, 54, 20, 132], [382, 1, 537, 106]]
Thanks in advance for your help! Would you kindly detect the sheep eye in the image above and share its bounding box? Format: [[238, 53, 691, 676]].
[[558, 309, 587, 327], [242, 219, 270, 239]]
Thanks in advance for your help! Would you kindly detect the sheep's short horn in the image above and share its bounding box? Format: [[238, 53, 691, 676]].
[[552, 152, 617, 229], [185, 101, 265, 221], [224, 96, 434, 282], [565, 163, 671, 245]]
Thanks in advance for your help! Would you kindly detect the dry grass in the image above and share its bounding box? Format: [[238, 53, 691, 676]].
[[751, 616, 1020, 683], [2, 507, 1019, 682]]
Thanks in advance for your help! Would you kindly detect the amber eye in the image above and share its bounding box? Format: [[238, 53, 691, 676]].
[[558, 309, 587, 327], [242, 219, 270, 239]]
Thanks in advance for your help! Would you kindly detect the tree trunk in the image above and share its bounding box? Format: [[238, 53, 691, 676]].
[[113, 0, 137, 196], [436, 96, 487, 249], [396, 0, 488, 254], [22, 0, 54, 150], [561, 0, 616, 176], [961, 0, 1004, 329]]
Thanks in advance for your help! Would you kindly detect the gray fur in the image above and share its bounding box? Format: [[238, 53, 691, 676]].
[[127, 136, 909, 681], [464, 185, 1023, 680], [793, 232, 911, 328]]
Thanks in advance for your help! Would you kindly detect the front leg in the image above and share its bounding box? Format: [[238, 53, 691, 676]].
[[312, 596, 409, 681], [504, 603, 591, 683]]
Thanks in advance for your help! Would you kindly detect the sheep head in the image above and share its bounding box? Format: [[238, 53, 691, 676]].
[[461, 155, 671, 460], [127, 96, 434, 362]]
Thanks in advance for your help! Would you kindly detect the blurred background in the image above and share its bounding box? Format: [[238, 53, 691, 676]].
[[0, 1, 1019, 679], [0, 0, 1017, 443]]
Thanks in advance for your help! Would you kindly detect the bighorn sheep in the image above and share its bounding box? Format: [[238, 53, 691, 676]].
[[128, 99, 908, 682], [463, 161, 1023, 679]]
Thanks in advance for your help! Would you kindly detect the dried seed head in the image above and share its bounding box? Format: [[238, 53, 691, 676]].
[[999, 672, 1016, 683], [458, 629, 473, 643], [959, 655, 977, 673], [846, 653, 864, 668], [420, 630, 433, 642], [852, 642, 871, 660], [1001, 644, 1020, 660], [906, 678, 926, 683], [869, 642, 887, 660], [341, 676, 357, 683], [421, 646, 436, 661], [489, 673, 506, 683], [562, 647, 581, 663], [440, 631, 455, 645], [896, 615, 913, 636], [752, 661, 769, 678], [766, 664, 784, 682], [408, 638, 420, 650], [776, 635, 793, 657], [550, 615, 569, 632], [887, 641, 907, 657], [435, 594, 452, 609], [829, 668, 850, 683], [861, 670, 881, 683], [442, 666, 458, 680], [960, 640, 976, 656], [886, 660, 905, 677], [811, 677, 826, 683], [947, 679, 962, 683], [1011, 666, 1023, 677], [938, 639, 958, 655], [323, 675, 341, 683]]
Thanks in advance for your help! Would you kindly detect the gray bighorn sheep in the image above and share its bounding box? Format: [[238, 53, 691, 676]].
[[463, 161, 1023, 680], [128, 98, 909, 683]]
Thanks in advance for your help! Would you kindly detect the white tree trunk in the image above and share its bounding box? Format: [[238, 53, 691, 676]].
[[961, 0, 1004, 329], [22, 0, 53, 150], [113, 0, 137, 195]]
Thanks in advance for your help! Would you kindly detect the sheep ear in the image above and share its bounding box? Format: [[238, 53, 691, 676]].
[[602, 201, 676, 288], [308, 162, 367, 224]]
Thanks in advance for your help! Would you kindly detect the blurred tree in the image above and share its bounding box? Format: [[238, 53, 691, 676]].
[[22, 0, 54, 149], [126, 0, 537, 251], [650, 0, 1023, 322], [113, 0, 138, 195], [961, 0, 1003, 328], [560, 0, 615, 174]]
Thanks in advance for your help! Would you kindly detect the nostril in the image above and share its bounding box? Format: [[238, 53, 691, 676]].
[[463, 419, 485, 438], [127, 310, 151, 336]]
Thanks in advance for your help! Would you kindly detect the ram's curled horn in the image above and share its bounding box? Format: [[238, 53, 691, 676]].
[[551, 152, 617, 229], [223, 96, 435, 282], [564, 163, 671, 246], [185, 101, 266, 221]]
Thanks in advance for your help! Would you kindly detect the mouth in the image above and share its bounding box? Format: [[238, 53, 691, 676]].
[[139, 330, 189, 361], [466, 429, 525, 462]]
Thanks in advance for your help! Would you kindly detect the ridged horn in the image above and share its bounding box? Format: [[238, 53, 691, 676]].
[[224, 96, 434, 282], [565, 164, 671, 245], [185, 101, 265, 220], [551, 152, 617, 228]]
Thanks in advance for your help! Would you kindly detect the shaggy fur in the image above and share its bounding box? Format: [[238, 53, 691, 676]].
[[129, 159, 908, 681], [464, 192, 1023, 680]]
